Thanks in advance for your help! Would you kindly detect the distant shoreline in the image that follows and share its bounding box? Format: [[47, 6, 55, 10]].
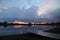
[[0, 22, 60, 26]]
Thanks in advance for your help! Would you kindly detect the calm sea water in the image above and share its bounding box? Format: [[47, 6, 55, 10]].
[[0, 25, 57, 36]]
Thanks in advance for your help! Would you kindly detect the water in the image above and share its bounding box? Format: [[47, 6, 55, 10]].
[[0, 25, 57, 36]]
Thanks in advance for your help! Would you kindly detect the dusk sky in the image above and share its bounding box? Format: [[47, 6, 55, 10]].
[[0, 0, 60, 22]]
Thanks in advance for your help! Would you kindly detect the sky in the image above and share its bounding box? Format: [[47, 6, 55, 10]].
[[0, 0, 60, 22]]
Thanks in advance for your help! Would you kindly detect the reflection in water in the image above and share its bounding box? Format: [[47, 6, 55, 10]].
[[13, 25, 57, 31], [40, 25, 49, 29], [0, 25, 57, 36], [14, 25, 46, 28], [3, 25, 7, 27], [14, 25, 25, 28], [14, 25, 32, 28]]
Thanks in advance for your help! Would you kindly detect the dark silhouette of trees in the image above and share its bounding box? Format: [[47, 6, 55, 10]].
[[0, 22, 2, 25], [28, 22, 32, 27], [3, 21, 8, 24], [3, 21, 8, 27]]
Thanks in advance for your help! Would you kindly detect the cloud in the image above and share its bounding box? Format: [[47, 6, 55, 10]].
[[0, 0, 60, 22], [0, 6, 38, 18], [48, 8, 60, 22], [0, 7, 20, 18], [0, 0, 45, 9], [18, 6, 39, 18]]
